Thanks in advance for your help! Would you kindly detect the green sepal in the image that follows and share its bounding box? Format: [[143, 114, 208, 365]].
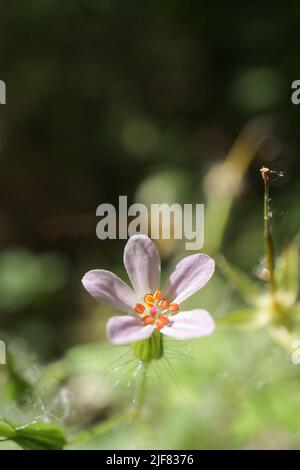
[[132, 329, 163, 363]]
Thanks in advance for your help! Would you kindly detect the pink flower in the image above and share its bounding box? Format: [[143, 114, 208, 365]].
[[82, 235, 215, 345]]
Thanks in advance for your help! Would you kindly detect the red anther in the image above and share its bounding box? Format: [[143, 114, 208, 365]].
[[143, 315, 153, 325], [135, 303, 145, 314], [158, 315, 169, 325], [155, 315, 169, 329], [169, 303, 179, 312]]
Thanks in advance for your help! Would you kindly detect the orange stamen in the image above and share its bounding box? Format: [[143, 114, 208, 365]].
[[158, 299, 169, 309], [143, 315, 153, 325], [158, 314, 169, 325], [155, 314, 169, 329], [169, 303, 179, 312], [135, 303, 145, 314], [153, 290, 162, 300], [144, 293, 154, 307]]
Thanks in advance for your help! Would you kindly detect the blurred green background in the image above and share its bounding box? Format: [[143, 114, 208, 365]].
[[0, 0, 300, 450]]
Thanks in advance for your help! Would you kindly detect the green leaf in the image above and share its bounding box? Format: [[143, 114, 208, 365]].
[[218, 308, 268, 330], [274, 242, 299, 304], [0, 418, 67, 450], [0, 418, 15, 439], [217, 255, 262, 304]]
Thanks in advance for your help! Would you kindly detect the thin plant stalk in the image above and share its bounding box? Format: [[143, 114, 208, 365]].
[[69, 360, 149, 446], [260, 167, 277, 293], [131, 360, 148, 418], [204, 118, 272, 254]]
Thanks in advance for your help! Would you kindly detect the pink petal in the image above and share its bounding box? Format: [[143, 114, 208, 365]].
[[160, 309, 215, 340], [106, 315, 155, 345], [163, 254, 215, 304], [82, 270, 136, 315], [123, 235, 161, 298]]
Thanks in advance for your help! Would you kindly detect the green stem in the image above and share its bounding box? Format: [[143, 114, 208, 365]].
[[260, 167, 276, 293], [131, 360, 148, 418]]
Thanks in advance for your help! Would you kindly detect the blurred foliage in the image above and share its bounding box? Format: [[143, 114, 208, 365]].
[[0, 0, 300, 450], [219, 239, 300, 351], [0, 249, 68, 313]]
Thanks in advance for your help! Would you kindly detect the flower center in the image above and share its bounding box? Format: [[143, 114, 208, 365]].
[[134, 290, 179, 330]]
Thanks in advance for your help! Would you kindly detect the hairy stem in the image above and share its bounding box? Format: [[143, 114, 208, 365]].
[[69, 358, 150, 446], [131, 360, 148, 418]]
